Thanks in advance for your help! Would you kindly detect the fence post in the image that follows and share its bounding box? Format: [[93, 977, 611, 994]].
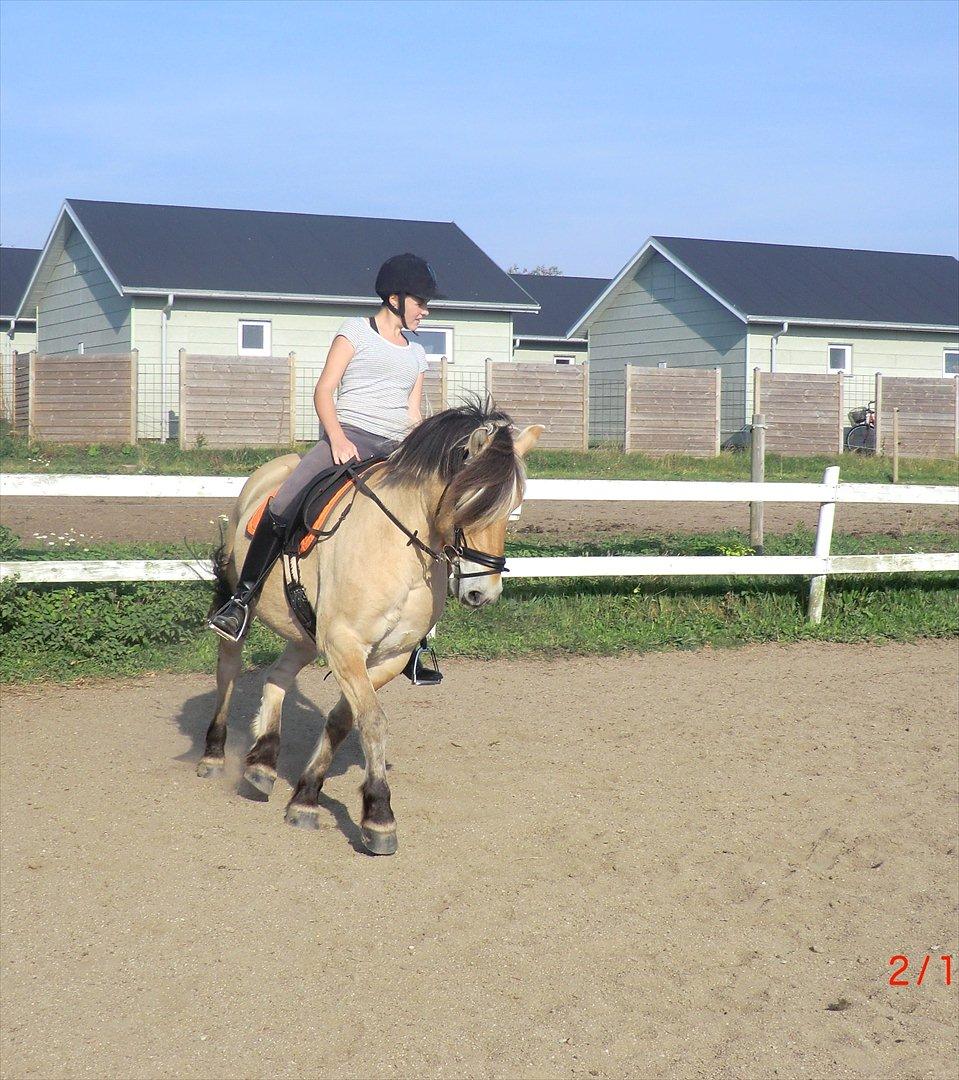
[[892, 408, 900, 484], [440, 355, 448, 411], [714, 367, 722, 456], [623, 364, 632, 452], [954, 376, 959, 459], [178, 349, 187, 450], [836, 370, 844, 453], [874, 373, 883, 455], [582, 362, 590, 452], [807, 464, 840, 624], [485, 357, 494, 408], [130, 349, 139, 444], [750, 414, 766, 553], [289, 352, 297, 444], [27, 350, 36, 444]]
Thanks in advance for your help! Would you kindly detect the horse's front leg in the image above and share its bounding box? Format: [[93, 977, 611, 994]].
[[243, 639, 317, 796], [197, 637, 244, 777], [286, 645, 408, 854]]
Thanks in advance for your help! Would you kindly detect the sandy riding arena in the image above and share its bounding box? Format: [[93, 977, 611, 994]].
[[1, 642, 957, 1080]]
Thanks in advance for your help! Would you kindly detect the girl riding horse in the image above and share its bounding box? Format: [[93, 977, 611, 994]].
[[209, 254, 445, 683]]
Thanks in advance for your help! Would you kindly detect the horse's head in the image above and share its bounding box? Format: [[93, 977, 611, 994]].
[[445, 421, 544, 607]]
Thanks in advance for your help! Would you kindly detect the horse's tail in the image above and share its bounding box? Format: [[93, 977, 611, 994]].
[[438, 424, 525, 534]]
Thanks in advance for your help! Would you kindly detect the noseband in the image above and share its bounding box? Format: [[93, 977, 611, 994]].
[[445, 528, 508, 580]]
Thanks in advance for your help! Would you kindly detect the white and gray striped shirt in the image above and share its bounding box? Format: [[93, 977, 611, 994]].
[[332, 317, 429, 440]]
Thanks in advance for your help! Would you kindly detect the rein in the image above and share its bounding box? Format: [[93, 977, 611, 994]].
[[344, 463, 508, 580]]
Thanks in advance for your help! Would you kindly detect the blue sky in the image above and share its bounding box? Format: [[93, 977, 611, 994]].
[[1, 0, 956, 275]]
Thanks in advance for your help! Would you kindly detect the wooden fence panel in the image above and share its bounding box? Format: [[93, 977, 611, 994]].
[[625, 367, 721, 456], [28, 353, 136, 443], [489, 362, 588, 450], [12, 352, 31, 436], [757, 371, 843, 455], [179, 352, 294, 448], [422, 357, 447, 416], [876, 375, 959, 458]]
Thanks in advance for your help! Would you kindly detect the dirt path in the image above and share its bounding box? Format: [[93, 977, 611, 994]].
[[3, 495, 957, 546], [2, 643, 956, 1079]]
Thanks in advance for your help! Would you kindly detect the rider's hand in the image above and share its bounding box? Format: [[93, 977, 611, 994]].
[[330, 436, 359, 464]]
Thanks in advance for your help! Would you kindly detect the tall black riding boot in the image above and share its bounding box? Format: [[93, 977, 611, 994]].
[[402, 637, 443, 686], [208, 508, 285, 643]]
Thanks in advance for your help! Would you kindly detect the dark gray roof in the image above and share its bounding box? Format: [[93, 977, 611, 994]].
[[65, 199, 537, 309], [510, 273, 610, 339], [655, 236, 959, 327], [0, 246, 41, 319]]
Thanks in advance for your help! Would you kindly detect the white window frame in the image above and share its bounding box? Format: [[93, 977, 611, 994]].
[[944, 348, 959, 376], [238, 319, 271, 357], [553, 354, 575, 365], [827, 343, 852, 375], [405, 325, 453, 363]]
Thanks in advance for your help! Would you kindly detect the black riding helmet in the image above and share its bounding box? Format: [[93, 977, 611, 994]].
[[375, 253, 442, 330]]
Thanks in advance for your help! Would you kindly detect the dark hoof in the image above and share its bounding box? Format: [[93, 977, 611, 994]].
[[361, 828, 398, 856], [243, 765, 275, 796], [285, 805, 321, 830], [196, 758, 224, 778]]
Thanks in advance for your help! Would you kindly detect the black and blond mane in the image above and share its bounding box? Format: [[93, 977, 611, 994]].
[[384, 399, 524, 531]]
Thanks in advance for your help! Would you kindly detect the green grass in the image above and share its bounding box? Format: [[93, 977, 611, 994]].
[[2, 525, 955, 683], [2, 430, 957, 486]]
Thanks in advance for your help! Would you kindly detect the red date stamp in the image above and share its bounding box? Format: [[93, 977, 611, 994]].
[[888, 954, 954, 987]]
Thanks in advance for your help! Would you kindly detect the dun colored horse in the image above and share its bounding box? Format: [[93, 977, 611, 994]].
[[197, 402, 543, 854]]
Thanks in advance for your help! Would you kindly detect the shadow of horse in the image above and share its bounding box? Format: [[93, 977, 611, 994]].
[[170, 668, 376, 852]]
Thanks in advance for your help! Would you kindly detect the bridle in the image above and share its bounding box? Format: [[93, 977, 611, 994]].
[[344, 462, 509, 581]]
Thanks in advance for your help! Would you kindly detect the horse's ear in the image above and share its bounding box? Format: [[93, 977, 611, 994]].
[[467, 426, 492, 457], [513, 424, 545, 457]]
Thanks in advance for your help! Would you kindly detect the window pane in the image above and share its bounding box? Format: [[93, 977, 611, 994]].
[[946, 351, 959, 375], [241, 323, 264, 350], [406, 329, 448, 355], [829, 347, 847, 371]]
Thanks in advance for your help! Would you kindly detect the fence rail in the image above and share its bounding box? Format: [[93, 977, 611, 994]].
[[2, 471, 956, 624]]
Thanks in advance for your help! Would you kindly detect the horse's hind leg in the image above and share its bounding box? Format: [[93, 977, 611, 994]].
[[197, 637, 243, 777], [243, 638, 316, 796], [286, 650, 408, 845]]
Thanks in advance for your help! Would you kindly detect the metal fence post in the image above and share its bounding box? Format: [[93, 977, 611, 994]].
[[807, 465, 841, 624]]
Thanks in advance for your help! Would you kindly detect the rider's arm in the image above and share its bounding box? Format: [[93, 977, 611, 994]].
[[407, 372, 425, 426], [315, 336, 358, 463]]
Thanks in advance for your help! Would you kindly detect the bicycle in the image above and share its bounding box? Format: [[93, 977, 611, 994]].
[[845, 400, 877, 453]]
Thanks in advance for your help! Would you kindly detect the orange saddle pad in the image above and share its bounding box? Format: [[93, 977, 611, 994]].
[[246, 472, 362, 558]]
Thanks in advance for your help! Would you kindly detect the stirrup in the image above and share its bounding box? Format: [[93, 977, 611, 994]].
[[207, 598, 251, 644], [403, 643, 443, 686]]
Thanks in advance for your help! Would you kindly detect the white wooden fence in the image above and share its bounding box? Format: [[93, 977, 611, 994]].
[[2, 471, 957, 624]]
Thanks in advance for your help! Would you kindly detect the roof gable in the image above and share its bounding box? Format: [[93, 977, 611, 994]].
[[31, 199, 537, 311], [1, 247, 41, 319], [509, 274, 610, 339]]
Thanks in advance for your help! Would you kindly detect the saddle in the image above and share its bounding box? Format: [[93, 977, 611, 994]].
[[246, 456, 388, 557], [245, 456, 388, 640]]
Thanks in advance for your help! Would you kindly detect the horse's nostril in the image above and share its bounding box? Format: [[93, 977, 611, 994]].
[[466, 589, 484, 606]]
